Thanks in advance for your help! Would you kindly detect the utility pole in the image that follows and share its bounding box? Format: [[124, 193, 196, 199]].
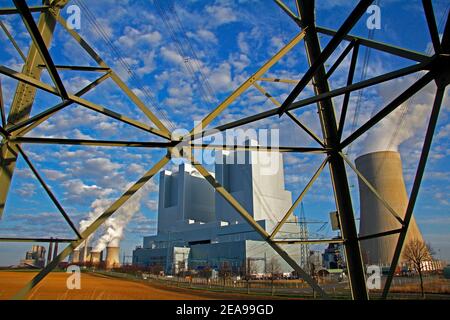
[[299, 202, 309, 270]]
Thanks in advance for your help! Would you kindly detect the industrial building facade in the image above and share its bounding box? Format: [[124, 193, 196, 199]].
[[133, 143, 304, 275]]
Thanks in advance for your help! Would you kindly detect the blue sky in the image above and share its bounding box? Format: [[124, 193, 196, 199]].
[[0, 0, 449, 265]]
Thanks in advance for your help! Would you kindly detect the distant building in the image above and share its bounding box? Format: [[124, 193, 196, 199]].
[[20, 245, 46, 268], [322, 242, 346, 269], [133, 141, 304, 275], [307, 250, 323, 274]]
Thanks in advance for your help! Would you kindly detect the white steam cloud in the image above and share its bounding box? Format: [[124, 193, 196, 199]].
[[78, 181, 155, 252], [362, 75, 437, 155]]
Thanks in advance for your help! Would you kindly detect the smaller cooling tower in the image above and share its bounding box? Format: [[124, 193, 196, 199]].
[[356, 151, 424, 265], [105, 246, 120, 269], [90, 251, 101, 266], [71, 249, 80, 264]]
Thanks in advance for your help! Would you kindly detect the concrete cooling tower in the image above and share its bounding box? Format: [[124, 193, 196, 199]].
[[90, 251, 101, 266], [355, 151, 424, 265], [105, 246, 120, 269]]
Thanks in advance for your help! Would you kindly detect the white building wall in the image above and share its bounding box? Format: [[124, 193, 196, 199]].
[[158, 163, 215, 234], [215, 142, 293, 230]]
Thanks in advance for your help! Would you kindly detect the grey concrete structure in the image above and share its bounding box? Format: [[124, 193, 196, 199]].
[[356, 151, 425, 265], [106, 246, 120, 269], [90, 251, 101, 266], [133, 144, 303, 275], [20, 245, 46, 268]]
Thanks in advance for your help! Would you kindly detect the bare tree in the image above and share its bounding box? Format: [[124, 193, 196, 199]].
[[267, 257, 281, 296], [245, 258, 258, 294], [219, 261, 232, 291], [402, 239, 433, 298]]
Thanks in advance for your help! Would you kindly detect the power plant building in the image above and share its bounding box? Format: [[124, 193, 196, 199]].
[[133, 142, 304, 275], [20, 245, 46, 268]]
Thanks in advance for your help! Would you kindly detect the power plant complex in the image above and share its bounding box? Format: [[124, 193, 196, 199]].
[[130, 144, 427, 275], [1, 0, 447, 301], [133, 141, 304, 274]]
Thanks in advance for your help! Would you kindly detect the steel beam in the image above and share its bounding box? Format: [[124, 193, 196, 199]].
[[270, 157, 328, 239], [341, 71, 435, 149], [0, 79, 5, 127], [188, 154, 327, 298], [339, 152, 404, 224], [273, 0, 300, 23], [0, 66, 169, 139], [293, 0, 369, 299], [316, 26, 429, 63], [338, 41, 359, 140], [16, 145, 82, 239], [357, 228, 402, 242], [422, 0, 441, 54], [258, 78, 299, 84], [0, 126, 8, 139], [0, 6, 49, 15], [0, 237, 75, 243], [274, 239, 344, 245], [382, 83, 446, 299], [0, 2, 68, 219], [325, 40, 356, 79], [13, 0, 68, 100], [251, 81, 324, 146], [286, 111, 325, 147], [189, 144, 326, 154], [9, 72, 111, 135], [0, 20, 26, 62], [12, 154, 170, 299], [12, 137, 175, 148], [194, 60, 430, 143], [278, 0, 374, 116], [188, 29, 307, 137], [37, 64, 111, 72], [54, 15, 171, 136]]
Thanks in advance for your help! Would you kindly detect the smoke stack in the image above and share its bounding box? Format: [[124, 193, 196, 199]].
[[47, 239, 53, 264], [53, 240, 58, 259], [90, 251, 101, 266], [72, 249, 80, 264], [105, 246, 120, 269], [355, 151, 425, 265]]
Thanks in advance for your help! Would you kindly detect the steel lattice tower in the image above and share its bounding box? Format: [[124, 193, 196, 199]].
[[0, 0, 448, 300]]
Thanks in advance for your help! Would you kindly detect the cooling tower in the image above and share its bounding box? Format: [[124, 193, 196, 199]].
[[105, 246, 120, 269], [356, 151, 424, 265], [90, 251, 101, 266], [71, 249, 80, 264]]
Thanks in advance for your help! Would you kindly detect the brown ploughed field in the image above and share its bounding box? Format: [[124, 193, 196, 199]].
[[0, 271, 270, 300]]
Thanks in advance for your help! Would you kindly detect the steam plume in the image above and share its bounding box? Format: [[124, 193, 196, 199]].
[[78, 181, 155, 252], [362, 77, 436, 154]]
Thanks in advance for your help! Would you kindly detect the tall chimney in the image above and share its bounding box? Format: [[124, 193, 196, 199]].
[[47, 239, 53, 264], [355, 151, 425, 265], [53, 240, 58, 260], [72, 249, 80, 264], [105, 246, 120, 269]]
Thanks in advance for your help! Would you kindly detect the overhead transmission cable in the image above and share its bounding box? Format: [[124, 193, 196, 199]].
[[153, 0, 217, 109], [75, 0, 176, 131]]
